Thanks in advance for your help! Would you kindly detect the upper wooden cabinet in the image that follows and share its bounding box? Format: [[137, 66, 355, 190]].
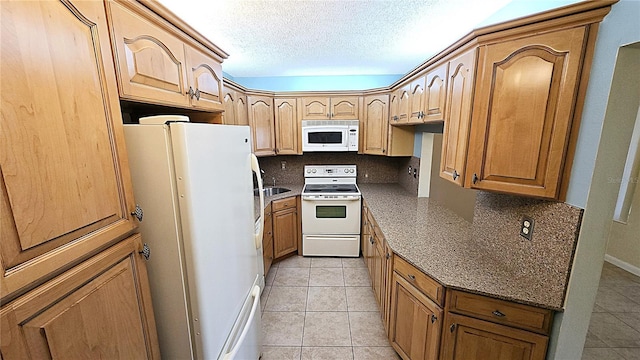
[[397, 86, 411, 125], [274, 98, 300, 155], [362, 95, 389, 155], [248, 95, 276, 156], [106, 0, 224, 111], [223, 88, 249, 126], [389, 90, 400, 124], [1, 0, 138, 300], [408, 77, 426, 124], [300, 96, 359, 120], [465, 27, 588, 199], [424, 62, 449, 122], [440, 49, 477, 187]]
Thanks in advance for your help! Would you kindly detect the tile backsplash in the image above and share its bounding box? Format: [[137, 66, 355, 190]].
[[258, 153, 409, 185]]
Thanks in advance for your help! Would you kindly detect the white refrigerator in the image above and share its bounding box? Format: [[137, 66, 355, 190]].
[[124, 117, 265, 359]]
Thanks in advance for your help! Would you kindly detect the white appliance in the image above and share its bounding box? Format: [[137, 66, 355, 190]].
[[301, 120, 359, 152], [124, 116, 265, 360], [301, 165, 362, 257]]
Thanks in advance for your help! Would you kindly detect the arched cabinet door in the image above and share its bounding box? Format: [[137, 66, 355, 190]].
[[274, 99, 299, 155], [466, 27, 587, 199], [107, 0, 188, 107], [1, 0, 138, 299], [363, 95, 389, 155], [185, 44, 224, 111], [248, 96, 276, 156]]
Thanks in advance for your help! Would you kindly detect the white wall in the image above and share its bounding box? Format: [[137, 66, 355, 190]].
[[548, 1, 640, 358]]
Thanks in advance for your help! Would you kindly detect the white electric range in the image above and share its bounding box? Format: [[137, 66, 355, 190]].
[[301, 165, 362, 257]]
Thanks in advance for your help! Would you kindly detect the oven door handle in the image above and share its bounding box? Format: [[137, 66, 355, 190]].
[[301, 195, 361, 201]]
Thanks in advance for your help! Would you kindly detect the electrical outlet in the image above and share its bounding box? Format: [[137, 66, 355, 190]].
[[408, 166, 412, 175], [413, 168, 418, 178], [520, 216, 534, 240], [281, 161, 287, 170]]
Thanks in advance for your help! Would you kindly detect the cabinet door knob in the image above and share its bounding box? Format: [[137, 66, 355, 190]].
[[386, 253, 390, 260], [326, 113, 330, 118], [194, 88, 201, 100], [408, 274, 416, 281], [139, 243, 150, 260], [492, 310, 506, 317], [131, 204, 144, 222], [431, 314, 437, 324], [452, 170, 459, 181], [450, 324, 457, 333], [472, 173, 479, 184], [187, 86, 195, 99]]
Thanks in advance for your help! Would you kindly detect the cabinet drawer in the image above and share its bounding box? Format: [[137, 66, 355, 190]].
[[446, 290, 553, 335], [272, 197, 297, 212], [393, 255, 444, 306]]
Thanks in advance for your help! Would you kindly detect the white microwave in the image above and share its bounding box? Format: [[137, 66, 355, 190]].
[[301, 120, 359, 152]]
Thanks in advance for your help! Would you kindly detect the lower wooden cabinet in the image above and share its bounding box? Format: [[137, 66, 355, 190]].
[[440, 313, 548, 360], [270, 197, 300, 260], [263, 203, 274, 275], [389, 272, 443, 360], [0, 234, 160, 359]]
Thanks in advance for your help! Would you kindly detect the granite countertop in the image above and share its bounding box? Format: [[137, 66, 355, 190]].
[[358, 183, 566, 311]]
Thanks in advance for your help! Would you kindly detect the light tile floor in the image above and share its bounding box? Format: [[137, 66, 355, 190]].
[[260, 255, 400, 360], [582, 262, 640, 360]]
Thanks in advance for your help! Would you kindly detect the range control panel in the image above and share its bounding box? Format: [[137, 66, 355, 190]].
[[304, 165, 357, 178]]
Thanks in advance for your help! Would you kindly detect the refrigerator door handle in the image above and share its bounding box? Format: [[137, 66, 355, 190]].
[[220, 285, 261, 360], [251, 154, 264, 249]]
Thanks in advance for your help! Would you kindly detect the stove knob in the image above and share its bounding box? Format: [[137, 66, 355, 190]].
[[312, 169, 317, 173], [306, 169, 311, 173]]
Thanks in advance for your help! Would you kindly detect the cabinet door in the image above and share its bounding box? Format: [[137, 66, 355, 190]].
[[184, 44, 224, 111], [465, 27, 587, 198], [330, 97, 359, 120], [424, 62, 449, 122], [372, 232, 385, 310], [236, 95, 249, 126], [107, 1, 189, 107], [363, 95, 389, 155], [1, 0, 137, 300], [390, 273, 443, 360], [397, 86, 411, 124], [408, 77, 426, 124], [248, 95, 276, 156], [274, 98, 299, 155], [0, 234, 160, 359], [223, 90, 237, 125], [273, 207, 298, 259], [263, 206, 274, 276], [441, 313, 548, 360], [389, 91, 400, 125], [440, 49, 477, 186], [301, 97, 330, 120]]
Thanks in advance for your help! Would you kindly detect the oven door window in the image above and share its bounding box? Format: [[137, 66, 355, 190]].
[[308, 131, 343, 144], [316, 205, 347, 218]]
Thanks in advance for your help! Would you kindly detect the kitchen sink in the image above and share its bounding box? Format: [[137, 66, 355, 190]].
[[254, 187, 291, 197]]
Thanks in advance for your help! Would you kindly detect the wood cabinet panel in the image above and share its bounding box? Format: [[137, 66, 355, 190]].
[[273, 206, 298, 259], [424, 62, 449, 122], [107, 0, 188, 106], [389, 91, 400, 124], [394, 256, 444, 306], [390, 273, 443, 360], [184, 44, 223, 111], [447, 290, 553, 335], [363, 95, 389, 155], [274, 98, 300, 155], [236, 95, 249, 126], [408, 77, 426, 124], [466, 27, 587, 198], [397, 86, 410, 124], [248, 95, 275, 156], [441, 313, 548, 360], [301, 97, 330, 120], [263, 204, 273, 276], [223, 90, 237, 125], [1, 0, 137, 299], [330, 97, 359, 120], [440, 49, 477, 186], [0, 234, 159, 359]]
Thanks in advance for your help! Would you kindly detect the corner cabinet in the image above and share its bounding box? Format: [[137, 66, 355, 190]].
[[106, 0, 224, 111], [465, 27, 589, 199], [274, 98, 300, 155], [1, 0, 159, 357], [248, 95, 276, 156], [363, 95, 414, 157]]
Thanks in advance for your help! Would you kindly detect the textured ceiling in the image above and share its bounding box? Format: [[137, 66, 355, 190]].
[[155, 0, 521, 78]]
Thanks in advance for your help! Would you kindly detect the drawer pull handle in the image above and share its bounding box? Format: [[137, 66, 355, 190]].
[[408, 274, 416, 281], [492, 310, 506, 317]]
